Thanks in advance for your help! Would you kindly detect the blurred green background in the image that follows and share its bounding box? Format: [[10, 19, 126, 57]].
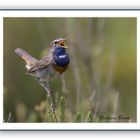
[[4, 18, 136, 122]]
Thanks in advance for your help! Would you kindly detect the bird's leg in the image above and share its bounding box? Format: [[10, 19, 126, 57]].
[[38, 80, 50, 94]]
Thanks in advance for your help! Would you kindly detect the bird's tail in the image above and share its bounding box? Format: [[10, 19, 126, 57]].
[[15, 48, 38, 67]]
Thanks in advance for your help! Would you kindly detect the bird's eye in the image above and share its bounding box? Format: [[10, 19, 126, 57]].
[[54, 41, 58, 44]]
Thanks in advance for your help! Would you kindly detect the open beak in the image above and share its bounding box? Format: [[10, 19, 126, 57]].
[[60, 38, 68, 48]]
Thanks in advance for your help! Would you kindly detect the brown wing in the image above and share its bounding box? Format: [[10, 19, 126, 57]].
[[28, 56, 54, 73]]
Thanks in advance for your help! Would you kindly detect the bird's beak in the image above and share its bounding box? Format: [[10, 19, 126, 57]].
[[60, 38, 68, 48]]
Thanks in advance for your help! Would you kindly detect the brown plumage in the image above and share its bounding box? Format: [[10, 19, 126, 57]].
[[52, 64, 69, 74], [15, 38, 70, 81]]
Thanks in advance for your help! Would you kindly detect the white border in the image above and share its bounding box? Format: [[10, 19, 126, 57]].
[[0, 10, 139, 130], [0, 1, 140, 8]]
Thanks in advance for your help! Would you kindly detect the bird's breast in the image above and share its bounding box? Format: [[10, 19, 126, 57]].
[[54, 54, 70, 67], [53, 47, 70, 74], [52, 64, 69, 74]]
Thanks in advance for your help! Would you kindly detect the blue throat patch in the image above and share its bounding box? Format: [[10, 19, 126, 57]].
[[54, 47, 70, 67]]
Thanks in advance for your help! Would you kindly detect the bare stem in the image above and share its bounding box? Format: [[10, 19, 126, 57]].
[[7, 112, 11, 122]]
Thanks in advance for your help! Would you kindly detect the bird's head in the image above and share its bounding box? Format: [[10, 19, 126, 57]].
[[50, 38, 68, 49]]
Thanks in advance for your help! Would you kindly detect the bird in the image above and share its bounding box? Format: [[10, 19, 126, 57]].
[[15, 38, 70, 93]]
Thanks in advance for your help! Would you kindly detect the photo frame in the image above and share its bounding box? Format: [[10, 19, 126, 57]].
[[0, 9, 138, 131]]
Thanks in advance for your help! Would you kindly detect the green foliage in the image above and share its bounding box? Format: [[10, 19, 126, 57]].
[[46, 94, 54, 122], [59, 96, 65, 122], [87, 111, 93, 122], [75, 113, 82, 122], [46, 93, 58, 122]]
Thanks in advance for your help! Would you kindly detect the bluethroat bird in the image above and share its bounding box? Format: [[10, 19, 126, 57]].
[[15, 38, 70, 93]]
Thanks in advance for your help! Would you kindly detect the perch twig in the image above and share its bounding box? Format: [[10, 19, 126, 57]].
[[38, 80, 58, 122]]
